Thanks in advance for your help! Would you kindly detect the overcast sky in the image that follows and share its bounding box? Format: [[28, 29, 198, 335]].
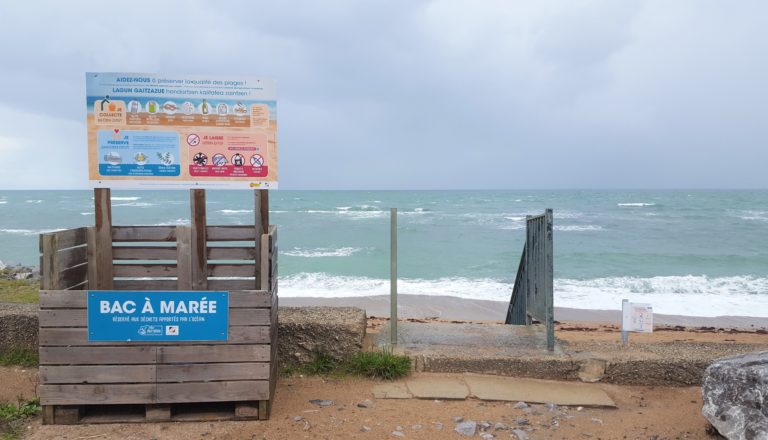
[[0, 0, 766, 189]]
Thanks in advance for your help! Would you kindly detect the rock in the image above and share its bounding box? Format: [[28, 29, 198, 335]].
[[513, 401, 528, 410], [391, 430, 405, 437], [702, 351, 768, 440], [395, 426, 404, 431], [578, 359, 607, 383], [544, 402, 557, 411], [309, 399, 334, 406], [480, 433, 495, 439], [479, 421, 491, 430], [434, 422, 444, 430], [515, 417, 529, 426], [278, 307, 367, 366], [493, 422, 507, 430], [357, 399, 374, 408], [511, 429, 529, 440], [452, 416, 464, 423], [591, 418, 603, 425], [361, 426, 371, 432], [454, 420, 477, 437], [292, 416, 303, 422], [411, 424, 422, 431]]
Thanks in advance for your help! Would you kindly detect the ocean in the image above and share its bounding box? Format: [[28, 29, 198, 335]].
[[1, 190, 767, 317]]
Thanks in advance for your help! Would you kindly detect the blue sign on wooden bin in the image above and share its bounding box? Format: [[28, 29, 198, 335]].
[[87, 291, 229, 342]]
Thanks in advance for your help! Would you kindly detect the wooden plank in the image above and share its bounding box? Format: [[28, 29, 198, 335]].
[[112, 279, 178, 291], [146, 404, 171, 422], [259, 192, 270, 235], [190, 189, 208, 290], [112, 226, 177, 242], [259, 400, 270, 421], [40, 290, 273, 308], [176, 225, 192, 290], [113, 264, 178, 277], [235, 402, 259, 420], [113, 246, 178, 260], [42, 406, 55, 425], [44, 228, 87, 251], [54, 406, 83, 424], [208, 264, 257, 277], [94, 188, 114, 289], [207, 246, 256, 260], [40, 347, 157, 365], [156, 381, 269, 403], [39, 326, 270, 346], [254, 190, 264, 289], [260, 233, 270, 290], [206, 226, 257, 241], [40, 308, 268, 327], [156, 363, 269, 382], [40, 384, 155, 405], [40, 365, 155, 384], [158, 344, 271, 364], [86, 227, 97, 292], [207, 279, 256, 290], [58, 246, 87, 270], [59, 263, 88, 289], [41, 233, 60, 290]]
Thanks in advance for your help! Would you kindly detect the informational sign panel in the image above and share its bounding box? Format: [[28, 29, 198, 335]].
[[622, 301, 653, 333], [87, 291, 229, 341], [86, 73, 277, 189]]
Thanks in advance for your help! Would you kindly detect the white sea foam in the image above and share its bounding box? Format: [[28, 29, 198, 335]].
[[736, 210, 768, 222], [555, 225, 604, 232], [112, 202, 156, 207], [80, 212, 94, 216], [278, 273, 768, 317], [155, 218, 190, 226], [112, 197, 141, 201], [0, 228, 64, 236], [283, 247, 363, 258], [0, 201, 7, 205], [618, 203, 656, 207], [25, 200, 43, 204]]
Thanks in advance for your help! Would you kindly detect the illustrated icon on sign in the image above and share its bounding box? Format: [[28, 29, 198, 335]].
[[212, 154, 228, 167], [187, 133, 200, 146], [232, 153, 245, 166], [250, 154, 264, 167], [193, 152, 208, 166]]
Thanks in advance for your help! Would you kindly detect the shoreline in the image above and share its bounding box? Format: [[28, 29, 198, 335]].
[[280, 294, 768, 329]]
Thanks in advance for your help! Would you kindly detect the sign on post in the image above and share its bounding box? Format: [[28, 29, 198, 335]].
[[86, 72, 277, 189], [87, 291, 229, 342], [622, 301, 653, 333]]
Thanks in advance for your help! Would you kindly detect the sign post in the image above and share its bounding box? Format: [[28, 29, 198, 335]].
[[621, 299, 653, 345], [390, 208, 398, 346]]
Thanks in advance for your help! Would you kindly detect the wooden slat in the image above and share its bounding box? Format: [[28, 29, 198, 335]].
[[39, 308, 269, 327], [40, 384, 155, 405], [65, 280, 88, 291], [190, 190, 208, 290], [40, 290, 273, 309], [156, 363, 269, 382], [206, 226, 257, 241], [207, 279, 257, 290], [40, 365, 155, 384], [254, 191, 264, 289], [58, 246, 87, 270], [59, 263, 88, 290], [156, 381, 269, 403], [113, 246, 178, 260], [113, 264, 177, 277], [112, 226, 177, 242], [40, 347, 157, 365], [41, 234, 60, 290], [112, 279, 178, 291], [176, 225, 192, 290], [39, 326, 270, 346], [208, 264, 257, 277], [158, 344, 270, 364], [38, 228, 88, 252], [260, 233, 270, 290], [207, 247, 256, 260], [94, 188, 114, 289]]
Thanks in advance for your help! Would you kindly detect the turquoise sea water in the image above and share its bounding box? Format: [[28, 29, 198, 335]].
[[1, 190, 767, 317]]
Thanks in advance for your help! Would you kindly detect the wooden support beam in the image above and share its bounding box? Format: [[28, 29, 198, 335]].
[[93, 188, 113, 289], [190, 189, 208, 290]]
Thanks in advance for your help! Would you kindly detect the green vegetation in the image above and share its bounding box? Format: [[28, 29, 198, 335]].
[[0, 349, 38, 368], [0, 278, 38, 304], [0, 397, 41, 440], [282, 349, 411, 380]]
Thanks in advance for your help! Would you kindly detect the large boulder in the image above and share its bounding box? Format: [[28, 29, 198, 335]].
[[278, 306, 367, 365], [702, 351, 768, 440]]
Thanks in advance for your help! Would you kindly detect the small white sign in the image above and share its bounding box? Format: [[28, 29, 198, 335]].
[[622, 302, 653, 333], [165, 325, 179, 336]]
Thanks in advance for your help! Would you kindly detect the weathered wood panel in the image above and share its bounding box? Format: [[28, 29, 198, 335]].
[[40, 290, 272, 309], [112, 246, 177, 260], [208, 264, 257, 277], [40, 365, 156, 384], [113, 264, 178, 277], [58, 246, 88, 270], [39, 308, 269, 327], [94, 188, 114, 289], [40, 384, 155, 405], [207, 246, 256, 261], [112, 226, 177, 242], [158, 344, 271, 364], [156, 363, 269, 382], [206, 226, 257, 241], [40, 347, 157, 365], [58, 263, 88, 290], [156, 381, 269, 403], [190, 190, 208, 290], [112, 279, 178, 291], [207, 279, 257, 290], [38, 228, 88, 253], [39, 326, 270, 346]]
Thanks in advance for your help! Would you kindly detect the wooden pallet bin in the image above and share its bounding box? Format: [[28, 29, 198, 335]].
[[38, 189, 278, 424]]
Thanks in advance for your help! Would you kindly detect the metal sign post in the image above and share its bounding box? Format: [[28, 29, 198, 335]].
[[390, 208, 398, 345]]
